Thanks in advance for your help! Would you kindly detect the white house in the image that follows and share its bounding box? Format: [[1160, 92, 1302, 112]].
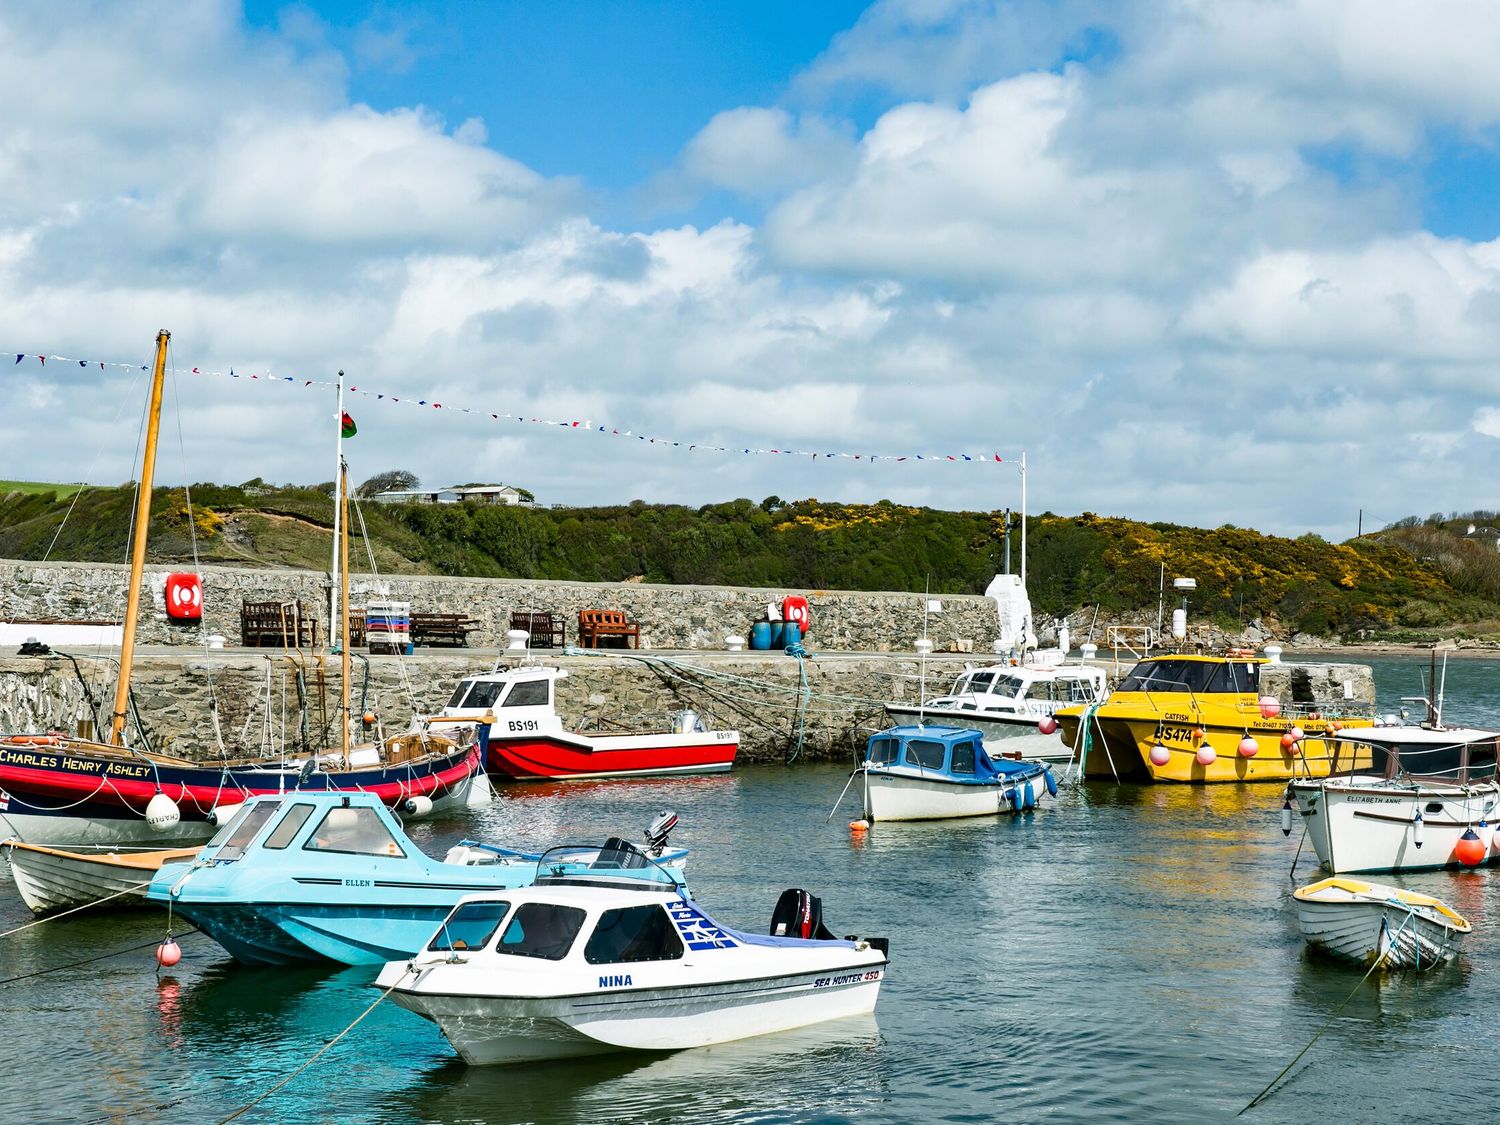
[[370, 484, 530, 506]]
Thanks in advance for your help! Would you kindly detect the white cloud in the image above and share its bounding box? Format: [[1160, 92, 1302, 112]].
[[7, 1, 1500, 541]]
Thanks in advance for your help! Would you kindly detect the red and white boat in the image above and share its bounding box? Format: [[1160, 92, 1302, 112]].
[[442, 665, 739, 781]]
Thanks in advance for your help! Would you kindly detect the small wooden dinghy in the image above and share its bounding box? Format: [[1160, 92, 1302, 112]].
[[1293, 877, 1470, 970], [4, 840, 198, 915]]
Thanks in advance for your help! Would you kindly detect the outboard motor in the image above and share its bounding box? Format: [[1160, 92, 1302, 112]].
[[593, 836, 649, 870], [770, 888, 835, 940], [643, 809, 678, 855]]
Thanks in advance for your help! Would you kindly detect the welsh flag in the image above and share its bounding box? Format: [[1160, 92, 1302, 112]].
[[341, 412, 357, 438]]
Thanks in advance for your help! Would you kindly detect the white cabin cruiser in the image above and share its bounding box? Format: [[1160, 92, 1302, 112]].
[[1285, 725, 1500, 874], [376, 867, 888, 1066], [884, 659, 1105, 764]]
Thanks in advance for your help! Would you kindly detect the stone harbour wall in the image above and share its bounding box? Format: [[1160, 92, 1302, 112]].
[[0, 559, 1001, 655], [0, 650, 993, 765]]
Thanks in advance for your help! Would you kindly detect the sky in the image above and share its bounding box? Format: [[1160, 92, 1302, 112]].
[[3, 0, 1500, 540]]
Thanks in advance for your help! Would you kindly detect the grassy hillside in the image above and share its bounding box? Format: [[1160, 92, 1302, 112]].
[[1, 481, 1496, 641]]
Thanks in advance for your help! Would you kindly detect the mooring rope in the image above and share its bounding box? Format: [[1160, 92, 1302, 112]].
[[0, 873, 159, 937], [1238, 912, 1416, 1115], [0, 927, 202, 988]]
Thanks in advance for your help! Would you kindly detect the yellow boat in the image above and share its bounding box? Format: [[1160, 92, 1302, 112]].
[[1055, 652, 1376, 783]]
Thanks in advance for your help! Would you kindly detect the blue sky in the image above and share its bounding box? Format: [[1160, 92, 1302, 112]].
[[4, 0, 1500, 539]]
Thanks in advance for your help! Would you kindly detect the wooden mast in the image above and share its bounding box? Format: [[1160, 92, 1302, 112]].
[[339, 457, 352, 758], [109, 329, 170, 746]]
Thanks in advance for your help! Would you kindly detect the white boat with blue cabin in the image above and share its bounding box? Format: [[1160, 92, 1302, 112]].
[[376, 877, 888, 1065], [145, 791, 685, 966], [859, 725, 1057, 822]]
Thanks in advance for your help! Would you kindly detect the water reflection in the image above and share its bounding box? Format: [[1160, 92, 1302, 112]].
[[376, 1015, 886, 1125]]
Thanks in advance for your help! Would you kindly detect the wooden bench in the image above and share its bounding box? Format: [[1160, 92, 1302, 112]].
[[410, 612, 481, 647], [241, 600, 318, 648], [578, 609, 640, 649], [510, 610, 565, 648]]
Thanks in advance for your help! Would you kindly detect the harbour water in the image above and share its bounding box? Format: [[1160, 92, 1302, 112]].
[[5, 654, 1500, 1123]]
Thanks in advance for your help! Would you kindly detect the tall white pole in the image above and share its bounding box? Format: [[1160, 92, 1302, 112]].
[[1019, 451, 1027, 591], [329, 370, 345, 644]]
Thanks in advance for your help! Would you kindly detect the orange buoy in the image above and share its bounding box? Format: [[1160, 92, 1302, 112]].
[[849, 819, 869, 833], [1037, 716, 1059, 736], [1455, 828, 1487, 867], [362, 710, 376, 725], [155, 938, 182, 967]]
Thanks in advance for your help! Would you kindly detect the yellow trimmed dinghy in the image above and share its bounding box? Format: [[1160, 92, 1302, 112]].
[[1293, 877, 1470, 970]]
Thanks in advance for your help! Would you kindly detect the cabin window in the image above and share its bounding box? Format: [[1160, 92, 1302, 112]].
[[1397, 740, 1469, 781], [206, 804, 254, 847], [501, 679, 550, 708], [1117, 659, 1234, 694], [867, 737, 900, 765], [262, 803, 316, 850], [446, 681, 474, 708], [303, 806, 407, 858], [212, 801, 283, 861], [463, 681, 505, 710], [428, 900, 511, 952], [1467, 740, 1498, 780], [585, 905, 685, 964], [1022, 680, 1057, 702], [992, 674, 1025, 697], [950, 742, 978, 775], [497, 902, 587, 960], [906, 739, 947, 770], [959, 671, 996, 694]]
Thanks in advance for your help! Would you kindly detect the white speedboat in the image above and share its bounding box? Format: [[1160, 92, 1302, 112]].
[[884, 660, 1104, 764], [4, 841, 199, 915], [858, 725, 1055, 822], [1285, 725, 1500, 873], [376, 872, 888, 1066], [1293, 877, 1470, 970]]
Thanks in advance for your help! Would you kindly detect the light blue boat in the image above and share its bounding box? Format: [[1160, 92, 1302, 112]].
[[144, 792, 686, 967]]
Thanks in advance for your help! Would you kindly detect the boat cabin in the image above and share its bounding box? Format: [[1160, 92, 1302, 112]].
[[200, 792, 418, 864], [445, 665, 563, 715], [1115, 656, 1261, 695], [1328, 727, 1500, 784], [938, 664, 1105, 709], [864, 725, 994, 779]]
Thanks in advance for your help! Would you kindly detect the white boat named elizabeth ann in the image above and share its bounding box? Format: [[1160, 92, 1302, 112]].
[[376, 876, 888, 1066], [1293, 877, 1470, 970], [857, 725, 1056, 822], [1285, 724, 1500, 874]]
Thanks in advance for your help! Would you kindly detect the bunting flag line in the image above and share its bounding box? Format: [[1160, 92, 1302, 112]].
[[6, 346, 1019, 467]]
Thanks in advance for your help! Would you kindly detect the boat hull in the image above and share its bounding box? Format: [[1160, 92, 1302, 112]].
[[1295, 881, 1469, 969], [1057, 710, 1373, 784], [388, 967, 883, 1066], [4, 843, 196, 915], [0, 741, 485, 846], [483, 730, 738, 782], [1290, 779, 1500, 874], [861, 767, 1048, 822], [165, 901, 465, 966]]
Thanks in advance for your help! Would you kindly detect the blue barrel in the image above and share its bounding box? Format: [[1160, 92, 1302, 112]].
[[750, 622, 774, 650], [769, 622, 786, 646], [783, 623, 802, 646]]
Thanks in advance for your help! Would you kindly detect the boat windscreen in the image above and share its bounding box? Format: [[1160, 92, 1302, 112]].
[[905, 739, 947, 770], [497, 902, 587, 960], [446, 680, 474, 708], [501, 679, 549, 708], [463, 680, 505, 710], [262, 803, 316, 850], [428, 900, 511, 952], [303, 806, 407, 858], [1117, 659, 1254, 694], [206, 804, 254, 847], [867, 736, 900, 765], [212, 801, 283, 861], [957, 671, 997, 694]]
